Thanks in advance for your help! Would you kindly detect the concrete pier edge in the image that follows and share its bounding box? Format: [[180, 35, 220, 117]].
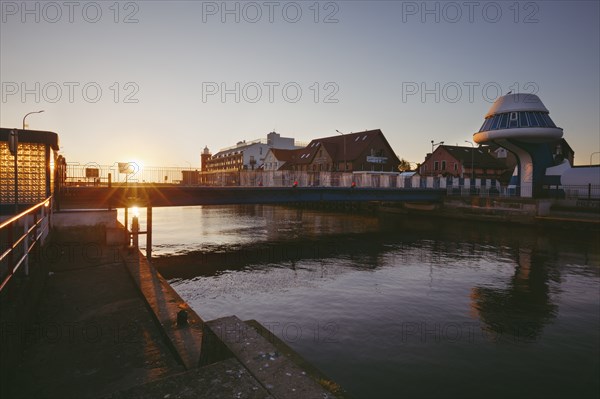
[[116, 220, 344, 398]]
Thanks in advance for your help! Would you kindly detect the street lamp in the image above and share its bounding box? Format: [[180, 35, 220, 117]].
[[336, 130, 347, 171], [11, 110, 45, 213], [431, 140, 444, 153], [465, 140, 475, 181], [590, 152, 600, 165], [23, 110, 44, 130]]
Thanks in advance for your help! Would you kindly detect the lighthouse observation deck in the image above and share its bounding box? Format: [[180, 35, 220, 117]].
[[474, 93, 563, 145]]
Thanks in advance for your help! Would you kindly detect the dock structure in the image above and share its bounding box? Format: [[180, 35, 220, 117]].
[[1, 209, 344, 399]]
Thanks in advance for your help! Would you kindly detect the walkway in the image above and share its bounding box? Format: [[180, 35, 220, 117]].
[[5, 225, 342, 398]]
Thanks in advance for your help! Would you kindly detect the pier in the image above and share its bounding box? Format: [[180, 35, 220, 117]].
[[0, 205, 345, 398]]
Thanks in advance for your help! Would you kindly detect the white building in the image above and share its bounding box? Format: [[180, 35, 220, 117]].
[[206, 132, 301, 171]]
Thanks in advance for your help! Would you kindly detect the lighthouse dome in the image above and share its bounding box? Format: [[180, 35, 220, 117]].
[[474, 93, 563, 144], [485, 93, 548, 118]]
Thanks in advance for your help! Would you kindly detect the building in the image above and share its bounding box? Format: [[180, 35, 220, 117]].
[[473, 93, 598, 198], [263, 148, 299, 171], [1, 128, 60, 214], [200, 146, 211, 172], [283, 129, 401, 172], [419, 144, 510, 181], [205, 131, 300, 172]]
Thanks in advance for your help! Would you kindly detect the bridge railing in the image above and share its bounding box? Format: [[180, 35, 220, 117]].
[[543, 184, 600, 200], [0, 197, 52, 293]]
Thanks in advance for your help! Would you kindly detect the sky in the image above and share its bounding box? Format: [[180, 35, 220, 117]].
[[1, 0, 599, 168]]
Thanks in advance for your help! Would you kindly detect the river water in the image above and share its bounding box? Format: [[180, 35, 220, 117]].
[[119, 205, 600, 399]]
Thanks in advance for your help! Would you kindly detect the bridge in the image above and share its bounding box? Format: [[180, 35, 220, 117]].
[[59, 185, 446, 208]]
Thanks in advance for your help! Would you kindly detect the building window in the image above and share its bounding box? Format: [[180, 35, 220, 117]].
[[519, 111, 528, 127], [509, 112, 519, 128], [434, 161, 439, 171], [454, 162, 458, 171], [527, 112, 540, 127], [499, 113, 509, 129], [490, 115, 501, 130], [441, 161, 446, 171]]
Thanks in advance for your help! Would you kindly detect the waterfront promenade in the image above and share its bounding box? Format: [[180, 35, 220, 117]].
[[2, 214, 342, 398]]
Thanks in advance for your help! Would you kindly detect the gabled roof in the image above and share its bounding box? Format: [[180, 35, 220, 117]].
[[438, 145, 506, 168], [268, 148, 297, 162], [293, 129, 397, 165]]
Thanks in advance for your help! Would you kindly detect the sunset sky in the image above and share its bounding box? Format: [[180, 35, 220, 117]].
[[1, 1, 599, 167]]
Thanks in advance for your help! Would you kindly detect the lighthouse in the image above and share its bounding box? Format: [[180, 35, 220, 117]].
[[473, 93, 563, 197]]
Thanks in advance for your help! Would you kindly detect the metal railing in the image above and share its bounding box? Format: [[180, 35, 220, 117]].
[[543, 184, 600, 200], [0, 197, 52, 292]]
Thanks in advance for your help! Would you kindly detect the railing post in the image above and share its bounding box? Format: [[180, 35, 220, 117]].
[[132, 215, 139, 248], [7, 223, 14, 281], [124, 206, 129, 243], [146, 205, 152, 261], [23, 216, 29, 276]]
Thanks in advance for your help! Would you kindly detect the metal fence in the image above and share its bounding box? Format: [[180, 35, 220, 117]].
[[63, 163, 600, 200], [65, 163, 190, 186], [0, 196, 52, 292]]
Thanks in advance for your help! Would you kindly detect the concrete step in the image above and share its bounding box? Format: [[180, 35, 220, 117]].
[[207, 316, 339, 399], [107, 357, 273, 399]]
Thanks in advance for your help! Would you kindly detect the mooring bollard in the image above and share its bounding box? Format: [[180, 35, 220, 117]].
[[177, 310, 188, 327]]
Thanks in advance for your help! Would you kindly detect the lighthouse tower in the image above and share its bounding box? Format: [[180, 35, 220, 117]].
[[473, 93, 563, 197], [201, 146, 211, 172]]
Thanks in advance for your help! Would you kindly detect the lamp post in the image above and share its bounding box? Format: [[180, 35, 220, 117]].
[[591, 152, 600, 165], [431, 140, 444, 153], [465, 140, 475, 181], [23, 110, 44, 130], [12, 110, 44, 213], [336, 130, 347, 171]]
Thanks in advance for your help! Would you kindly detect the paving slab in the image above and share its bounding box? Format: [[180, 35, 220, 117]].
[[207, 316, 335, 399], [6, 238, 184, 399], [108, 357, 273, 399]]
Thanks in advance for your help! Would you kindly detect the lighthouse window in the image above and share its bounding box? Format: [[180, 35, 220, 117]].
[[499, 113, 509, 129], [480, 118, 493, 131], [509, 112, 519, 128], [527, 112, 540, 127], [519, 112, 528, 127], [540, 113, 556, 128], [490, 115, 501, 130]]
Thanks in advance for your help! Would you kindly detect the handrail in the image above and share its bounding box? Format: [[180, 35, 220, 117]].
[[0, 198, 51, 230], [0, 196, 52, 293]]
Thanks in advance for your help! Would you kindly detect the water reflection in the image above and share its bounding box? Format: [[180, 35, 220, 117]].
[[471, 248, 560, 342], [142, 205, 599, 399]]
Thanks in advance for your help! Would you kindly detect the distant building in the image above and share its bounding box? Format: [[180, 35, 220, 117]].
[[419, 145, 510, 181], [200, 146, 211, 172], [205, 131, 300, 172], [263, 148, 298, 171], [283, 129, 400, 172]]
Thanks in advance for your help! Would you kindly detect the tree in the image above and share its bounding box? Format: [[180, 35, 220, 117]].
[[397, 158, 412, 172]]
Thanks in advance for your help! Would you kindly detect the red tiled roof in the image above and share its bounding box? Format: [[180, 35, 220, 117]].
[[440, 145, 506, 168]]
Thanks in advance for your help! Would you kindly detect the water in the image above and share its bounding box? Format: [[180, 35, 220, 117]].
[[119, 205, 600, 398]]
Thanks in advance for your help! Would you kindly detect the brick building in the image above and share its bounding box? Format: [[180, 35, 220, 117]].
[[283, 129, 400, 172], [419, 145, 509, 180]]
